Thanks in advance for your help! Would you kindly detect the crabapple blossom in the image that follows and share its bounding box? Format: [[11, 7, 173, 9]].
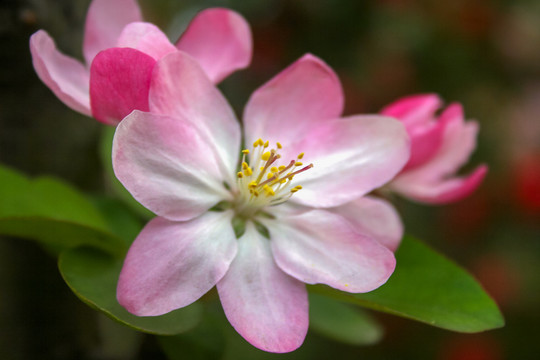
[[113, 51, 409, 352], [30, 0, 252, 124], [382, 94, 488, 204]]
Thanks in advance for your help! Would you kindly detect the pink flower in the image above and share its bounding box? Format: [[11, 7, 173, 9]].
[[29, 0, 252, 125], [113, 52, 409, 352], [382, 94, 488, 204]]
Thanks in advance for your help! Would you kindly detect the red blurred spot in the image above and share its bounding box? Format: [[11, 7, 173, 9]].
[[439, 335, 503, 360], [472, 254, 521, 308], [457, 1, 496, 39], [439, 192, 490, 241], [512, 152, 540, 213]]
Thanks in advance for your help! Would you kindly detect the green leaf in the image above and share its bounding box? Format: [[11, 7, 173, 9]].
[[99, 126, 154, 219], [310, 236, 504, 333], [90, 196, 143, 246], [309, 293, 383, 345], [59, 246, 202, 335], [0, 164, 125, 254]]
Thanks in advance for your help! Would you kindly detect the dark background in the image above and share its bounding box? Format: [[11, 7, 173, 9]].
[[1, 0, 539, 359]]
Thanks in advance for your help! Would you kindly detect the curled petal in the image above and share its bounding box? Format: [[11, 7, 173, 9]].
[[391, 164, 488, 204], [328, 196, 403, 252], [429, 103, 477, 175], [243, 54, 344, 148], [113, 110, 229, 222], [391, 103, 484, 204], [83, 0, 142, 64], [380, 93, 442, 127], [90, 48, 155, 125], [217, 225, 308, 353], [288, 115, 409, 208], [176, 8, 253, 83], [403, 118, 446, 171], [118, 212, 237, 316], [267, 210, 396, 293], [149, 52, 241, 181], [29, 30, 90, 115], [117, 22, 177, 60]]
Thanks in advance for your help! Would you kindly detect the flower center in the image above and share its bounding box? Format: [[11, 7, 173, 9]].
[[233, 138, 313, 218]]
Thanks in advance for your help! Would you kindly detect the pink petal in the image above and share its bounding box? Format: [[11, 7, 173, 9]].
[[429, 103, 476, 175], [149, 52, 241, 181], [287, 115, 409, 208], [391, 164, 488, 204], [117, 212, 237, 316], [217, 224, 308, 353], [83, 0, 142, 64], [29, 30, 91, 115], [267, 210, 396, 293], [90, 48, 155, 125], [380, 93, 442, 127], [243, 54, 344, 148], [112, 110, 230, 222], [403, 119, 446, 171], [176, 8, 253, 83], [391, 103, 481, 197], [328, 196, 403, 252], [117, 22, 177, 60]]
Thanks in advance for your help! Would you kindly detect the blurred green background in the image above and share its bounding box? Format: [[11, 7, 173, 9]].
[[1, 0, 539, 359]]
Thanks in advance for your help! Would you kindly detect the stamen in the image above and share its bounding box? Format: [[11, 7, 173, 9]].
[[235, 138, 313, 212]]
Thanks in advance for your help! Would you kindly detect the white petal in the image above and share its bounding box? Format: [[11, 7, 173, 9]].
[[266, 210, 396, 293], [118, 212, 237, 316], [217, 224, 308, 353], [113, 110, 229, 221]]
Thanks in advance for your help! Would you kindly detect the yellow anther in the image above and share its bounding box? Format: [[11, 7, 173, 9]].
[[264, 140, 269, 148], [257, 138, 264, 146], [253, 140, 259, 147], [237, 172, 243, 178], [253, 190, 259, 197], [290, 188, 298, 193], [260, 166, 264, 171], [276, 142, 282, 149], [244, 167, 253, 176], [297, 153, 304, 159], [261, 152, 271, 161], [242, 162, 249, 170], [263, 185, 275, 196], [270, 166, 279, 173], [295, 162, 303, 167], [280, 179, 287, 184], [295, 185, 303, 190], [248, 181, 258, 188], [267, 173, 275, 179], [278, 165, 285, 171], [241, 149, 250, 154], [344, 283, 349, 287]]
